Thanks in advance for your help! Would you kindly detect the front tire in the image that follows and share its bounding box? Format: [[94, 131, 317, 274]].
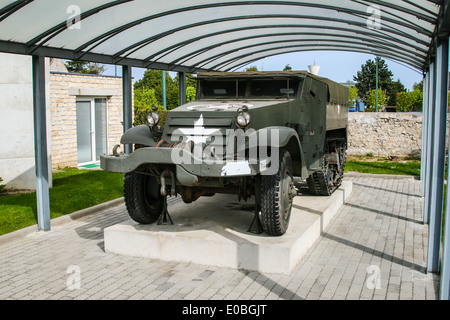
[[259, 149, 295, 236], [124, 171, 164, 224]]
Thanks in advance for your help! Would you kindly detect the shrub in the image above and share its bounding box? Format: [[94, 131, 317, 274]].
[[366, 89, 387, 109], [396, 89, 423, 112], [0, 177, 6, 193]]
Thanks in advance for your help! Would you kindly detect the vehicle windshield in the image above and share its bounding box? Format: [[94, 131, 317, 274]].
[[198, 78, 301, 100], [199, 80, 246, 99]]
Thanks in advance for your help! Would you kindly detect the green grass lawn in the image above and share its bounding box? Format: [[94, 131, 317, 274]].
[[344, 157, 421, 176], [0, 168, 124, 236]]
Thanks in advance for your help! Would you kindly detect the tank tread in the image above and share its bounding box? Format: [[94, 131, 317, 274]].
[[306, 138, 346, 196], [307, 170, 333, 196]]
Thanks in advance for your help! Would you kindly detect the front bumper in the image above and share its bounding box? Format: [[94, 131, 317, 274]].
[[100, 147, 263, 185]]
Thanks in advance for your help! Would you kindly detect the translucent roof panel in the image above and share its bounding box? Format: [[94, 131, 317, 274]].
[[0, 0, 445, 72]]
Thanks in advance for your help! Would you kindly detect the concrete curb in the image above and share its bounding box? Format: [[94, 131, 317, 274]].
[[0, 197, 124, 245], [344, 172, 419, 180]]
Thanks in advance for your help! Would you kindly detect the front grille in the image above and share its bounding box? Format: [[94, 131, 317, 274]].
[[161, 115, 235, 160]]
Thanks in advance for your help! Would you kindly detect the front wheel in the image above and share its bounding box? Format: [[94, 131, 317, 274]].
[[259, 149, 296, 236], [124, 171, 164, 224]]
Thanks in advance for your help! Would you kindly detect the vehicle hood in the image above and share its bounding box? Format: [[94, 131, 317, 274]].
[[170, 99, 291, 113]]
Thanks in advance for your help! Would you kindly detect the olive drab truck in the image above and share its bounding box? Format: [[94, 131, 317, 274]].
[[101, 71, 349, 236]]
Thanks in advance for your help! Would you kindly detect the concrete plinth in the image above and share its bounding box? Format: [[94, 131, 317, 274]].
[[104, 181, 352, 274]]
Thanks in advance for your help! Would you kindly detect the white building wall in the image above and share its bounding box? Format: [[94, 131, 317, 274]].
[[0, 52, 52, 190]]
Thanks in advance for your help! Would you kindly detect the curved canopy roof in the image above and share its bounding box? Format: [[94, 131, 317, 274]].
[[0, 0, 447, 73]]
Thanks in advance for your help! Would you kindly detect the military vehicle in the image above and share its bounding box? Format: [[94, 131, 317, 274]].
[[101, 71, 349, 236]]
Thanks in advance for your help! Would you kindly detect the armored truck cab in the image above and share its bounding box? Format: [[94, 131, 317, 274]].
[[101, 71, 349, 236]]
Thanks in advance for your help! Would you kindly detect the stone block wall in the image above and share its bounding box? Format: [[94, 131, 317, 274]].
[[347, 112, 424, 158], [49, 72, 127, 169]]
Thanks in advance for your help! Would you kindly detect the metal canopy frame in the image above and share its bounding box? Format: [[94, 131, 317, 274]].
[[0, 0, 450, 300], [0, 1, 441, 72]]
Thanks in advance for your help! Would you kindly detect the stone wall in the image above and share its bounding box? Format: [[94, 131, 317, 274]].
[[49, 72, 127, 169], [347, 112, 423, 158]]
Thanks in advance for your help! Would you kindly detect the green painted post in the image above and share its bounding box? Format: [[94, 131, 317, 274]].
[[375, 56, 379, 112], [162, 70, 167, 110]]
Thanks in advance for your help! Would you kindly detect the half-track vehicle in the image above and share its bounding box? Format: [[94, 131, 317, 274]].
[[101, 71, 349, 236]]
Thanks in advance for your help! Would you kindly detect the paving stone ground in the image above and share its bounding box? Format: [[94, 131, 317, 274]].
[[0, 176, 440, 300]]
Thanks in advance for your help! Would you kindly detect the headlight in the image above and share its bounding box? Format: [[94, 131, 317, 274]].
[[236, 112, 251, 127], [146, 106, 160, 126], [236, 106, 251, 127], [147, 112, 160, 125]]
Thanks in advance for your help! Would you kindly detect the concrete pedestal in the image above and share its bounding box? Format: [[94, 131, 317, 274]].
[[104, 181, 352, 274]]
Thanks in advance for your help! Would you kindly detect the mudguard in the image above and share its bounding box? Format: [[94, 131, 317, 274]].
[[247, 127, 308, 178], [120, 125, 158, 147]]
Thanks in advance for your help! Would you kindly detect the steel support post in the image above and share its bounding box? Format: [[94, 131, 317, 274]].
[[32, 55, 50, 231], [427, 38, 449, 273], [440, 37, 450, 299], [420, 72, 429, 193], [424, 62, 436, 225], [178, 71, 187, 106], [122, 65, 133, 154]]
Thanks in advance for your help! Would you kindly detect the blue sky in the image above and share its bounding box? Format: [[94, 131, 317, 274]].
[[104, 51, 424, 91]]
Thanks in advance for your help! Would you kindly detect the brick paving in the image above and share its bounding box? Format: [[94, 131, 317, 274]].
[[0, 176, 439, 300]]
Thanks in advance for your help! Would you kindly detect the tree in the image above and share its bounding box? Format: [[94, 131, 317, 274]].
[[134, 69, 178, 110], [133, 70, 198, 124], [348, 86, 358, 101], [283, 64, 292, 71], [387, 79, 406, 106], [366, 89, 387, 109], [186, 86, 196, 102], [413, 81, 423, 92], [396, 89, 423, 112], [353, 57, 393, 104], [133, 88, 159, 125], [348, 86, 359, 107], [64, 60, 105, 75], [245, 66, 258, 72]]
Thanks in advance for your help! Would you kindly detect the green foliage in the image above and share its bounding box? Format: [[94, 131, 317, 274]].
[[387, 79, 407, 106], [157, 110, 169, 127], [396, 89, 423, 112], [186, 86, 196, 103], [133, 70, 198, 125], [366, 88, 387, 109], [283, 64, 293, 71], [0, 177, 5, 193], [413, 81, 424, 92], [64, 60, 105, 75], [353, 57, 393, 104], [134, 70, 172, 107], [348, 86, 359, 107], [133, 88, 160, 125], [245, 66, 259, 72]]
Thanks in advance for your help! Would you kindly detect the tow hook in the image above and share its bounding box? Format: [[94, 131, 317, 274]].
[[112, 144, 122, 157]]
